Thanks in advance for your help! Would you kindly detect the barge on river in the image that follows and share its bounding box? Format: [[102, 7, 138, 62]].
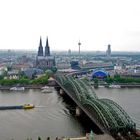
[[0, 104, 34, 110]]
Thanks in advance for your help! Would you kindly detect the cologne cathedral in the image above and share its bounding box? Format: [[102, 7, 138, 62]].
[[36, 37, 55, 70]]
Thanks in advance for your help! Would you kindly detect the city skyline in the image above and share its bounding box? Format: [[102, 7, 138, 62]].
[[0, 0, 140, 51]]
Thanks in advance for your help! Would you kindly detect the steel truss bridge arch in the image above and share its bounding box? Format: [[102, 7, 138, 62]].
[[55, 75, 136, 136]]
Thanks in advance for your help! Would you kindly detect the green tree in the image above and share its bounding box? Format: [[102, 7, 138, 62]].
[[0, 79, 18, 86], [82, 76, 89, 81], [45, 69, 53, 78], [105, 77, 114, 84], [31, 75, 48, 85], [93, 78, 99, 88], [51, 66, 57, 73], [19, 78, 30, 85]]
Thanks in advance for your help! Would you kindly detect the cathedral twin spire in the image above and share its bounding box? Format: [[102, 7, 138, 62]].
[[45, 37, 50, 56], [38, 37, 43, 56], [38, 37, 50, 56]]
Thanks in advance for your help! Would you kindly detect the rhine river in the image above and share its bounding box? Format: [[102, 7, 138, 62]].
[[0, 87, 139, 140]]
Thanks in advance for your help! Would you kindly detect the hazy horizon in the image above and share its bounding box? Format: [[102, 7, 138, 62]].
[[0, 0, 140, 51], [0, 48, 140, 54]]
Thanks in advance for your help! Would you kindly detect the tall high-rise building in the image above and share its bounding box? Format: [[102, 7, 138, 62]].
[[68, 49, 71, 56], [106, 44, 111, 57], [36, 37, 55, 70], [38, 37, 43, 56]]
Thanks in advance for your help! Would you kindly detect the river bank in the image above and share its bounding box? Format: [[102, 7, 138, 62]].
[[0, 78, 57, 90], [91, 83, 140, 88], [0, 84, 48, 90], [0, 83, 140, 90]]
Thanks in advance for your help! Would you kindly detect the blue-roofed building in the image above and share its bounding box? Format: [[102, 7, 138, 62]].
[[92, 69, 108, 78]]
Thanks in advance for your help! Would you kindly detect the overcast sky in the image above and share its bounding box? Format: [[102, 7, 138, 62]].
[[0, 0, 140, 52]]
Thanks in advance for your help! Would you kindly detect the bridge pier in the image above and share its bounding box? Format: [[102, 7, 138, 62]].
[[59, 88, 65, 95], [76, 106, 82, 116]]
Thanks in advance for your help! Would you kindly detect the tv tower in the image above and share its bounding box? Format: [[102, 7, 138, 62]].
[[78, 41, 81, 60]]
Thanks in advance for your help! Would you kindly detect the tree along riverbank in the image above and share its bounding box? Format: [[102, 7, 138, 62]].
[[0, 76, 49, 86], [91, 74, 140, 88], [105, 75, 140, 84], [0, 72, 52, 87]]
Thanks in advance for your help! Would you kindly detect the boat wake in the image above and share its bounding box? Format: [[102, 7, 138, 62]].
[[35, 106, 48, 108]]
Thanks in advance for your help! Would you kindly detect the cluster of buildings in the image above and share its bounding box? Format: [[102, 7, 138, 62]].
[[55, 43, 140, 79], [0, 37, 56, 79], [0, 38, 140, 80]]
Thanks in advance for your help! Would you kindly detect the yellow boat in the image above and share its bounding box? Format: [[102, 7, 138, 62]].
[[23, 104, 35, 109]]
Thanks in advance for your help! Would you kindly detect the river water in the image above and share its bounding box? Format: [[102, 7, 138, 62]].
[[94, 87, 140, 129], [0, 87, 139, 140]]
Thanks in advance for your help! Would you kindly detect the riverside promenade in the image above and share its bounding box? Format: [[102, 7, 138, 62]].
[[0, 85, 42, 90], [91, 83, 140, 88], [0, 84, 56, 90]]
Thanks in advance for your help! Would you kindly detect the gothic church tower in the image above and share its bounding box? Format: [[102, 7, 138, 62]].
[[45, 37, 50, 56], [38, 37, 43, 56]]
